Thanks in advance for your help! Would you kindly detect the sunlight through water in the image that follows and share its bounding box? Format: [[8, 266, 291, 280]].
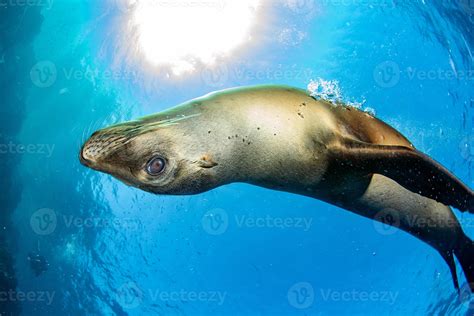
[[125, 0, 263, 76]]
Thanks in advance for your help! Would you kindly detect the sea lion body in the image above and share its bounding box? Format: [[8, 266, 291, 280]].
[[80, 85, 474, 290]]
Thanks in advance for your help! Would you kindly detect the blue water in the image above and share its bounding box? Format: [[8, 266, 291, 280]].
[[2, 0, 474, 315]]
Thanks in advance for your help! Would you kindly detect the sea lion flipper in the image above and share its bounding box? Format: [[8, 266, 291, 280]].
[[441, 251, 460, 292], [331, 139, 474, 213]]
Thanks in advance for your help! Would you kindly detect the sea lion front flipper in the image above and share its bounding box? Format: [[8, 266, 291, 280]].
[[330, 139, 474, 213]]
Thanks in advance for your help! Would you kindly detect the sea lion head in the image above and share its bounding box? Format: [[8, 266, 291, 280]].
[[79, 113, 222, 195]]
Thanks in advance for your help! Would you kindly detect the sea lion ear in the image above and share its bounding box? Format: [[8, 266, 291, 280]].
[[329, 138, 474, 213], [197, 154, 218, 168]]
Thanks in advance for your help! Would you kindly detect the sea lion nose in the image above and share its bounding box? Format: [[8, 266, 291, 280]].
[[79, 131, 102, 166], [79, 141, 95, 166], [80, 129, 130, 167]]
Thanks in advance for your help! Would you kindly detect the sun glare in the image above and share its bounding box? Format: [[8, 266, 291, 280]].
[[126, 0, 263, 76]]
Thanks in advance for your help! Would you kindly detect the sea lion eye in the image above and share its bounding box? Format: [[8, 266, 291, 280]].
[[146, 157, 166, 176]]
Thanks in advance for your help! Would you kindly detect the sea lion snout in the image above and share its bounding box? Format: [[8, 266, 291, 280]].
[[80, 126, 136, 169], [80, 131, 113, 166], [80, 133, 99, 167], [80, 131, 100, 166]]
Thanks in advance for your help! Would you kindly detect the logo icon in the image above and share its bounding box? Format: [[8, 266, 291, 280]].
[[287, 282, 314, 309], [201, 65, 229, 88], [30, 61, 57, 88], [30, 208, 57, 235], [284, 0, 317, 17], [373, 61, 400, 88], [201, 208, 229, 235], [373, 208, 400, 236], [460, 135, 474, 162], [116, 281, 143, 309]]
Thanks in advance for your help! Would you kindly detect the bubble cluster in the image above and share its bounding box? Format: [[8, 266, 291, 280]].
[[307, 78, 376, 116]]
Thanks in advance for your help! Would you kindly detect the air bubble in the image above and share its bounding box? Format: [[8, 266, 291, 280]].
[[307, 78, 376, 116]]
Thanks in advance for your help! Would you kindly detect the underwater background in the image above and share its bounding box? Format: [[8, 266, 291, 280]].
[[1, 0, 474, 315]]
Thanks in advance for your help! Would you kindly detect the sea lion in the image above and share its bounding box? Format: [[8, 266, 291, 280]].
[[80, 85, 474, 291]]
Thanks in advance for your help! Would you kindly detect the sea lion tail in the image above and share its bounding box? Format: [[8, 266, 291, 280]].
[[454, 234, 474, 292]]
